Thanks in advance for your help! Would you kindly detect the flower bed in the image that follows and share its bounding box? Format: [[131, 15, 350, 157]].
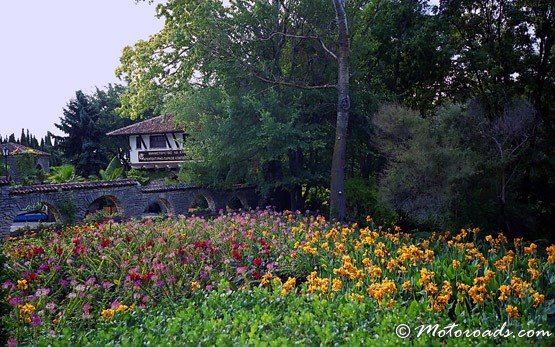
[[1, 210, 554, 345]]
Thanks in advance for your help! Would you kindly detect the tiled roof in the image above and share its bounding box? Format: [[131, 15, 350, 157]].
[[106, 114, 182, 136], [0, 143, 50, 156], [9, 179, 139, 195]]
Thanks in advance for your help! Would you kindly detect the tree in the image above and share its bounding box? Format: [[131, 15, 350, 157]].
[[54, 91, 107, 177], [329, 0, 350, 219], [118, 0, 355, 217]]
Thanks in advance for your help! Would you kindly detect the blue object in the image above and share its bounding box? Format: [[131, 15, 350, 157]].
[[14, 212, 48, 222]]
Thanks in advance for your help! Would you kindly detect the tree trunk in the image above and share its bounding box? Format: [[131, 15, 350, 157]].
[[330, 0, 350, 221]]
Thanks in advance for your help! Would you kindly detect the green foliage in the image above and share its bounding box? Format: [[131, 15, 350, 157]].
[[126, 168, 150, 185], [46, 165, 82, 184], [56, 193, 76, 224], [54, 91, 107, 177], [15, 153, 39, 185], [98, 157, 124, 181], [373, 100, 537, 231], [345, 177, 397, 225]]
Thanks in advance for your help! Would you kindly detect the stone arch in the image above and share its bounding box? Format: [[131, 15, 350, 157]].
[[86, 195, 123, 217], [11, 200, 61, 232], [188, 192, 216, 214], [144, 197, 174, 215], [226, 194, 247, 211]]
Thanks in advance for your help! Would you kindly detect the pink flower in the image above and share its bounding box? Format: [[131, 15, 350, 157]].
[[2, 281, 15, 289], [236, 266, 248, 274], [7, 337, 17, 347], [35, 288, 51, 297], [82, 303, 91, 318]]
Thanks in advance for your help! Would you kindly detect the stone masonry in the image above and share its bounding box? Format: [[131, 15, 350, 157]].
[[0, 180, 258, 236]]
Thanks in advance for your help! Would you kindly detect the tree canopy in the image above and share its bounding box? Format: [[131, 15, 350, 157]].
[[116, 0, 555, 236]]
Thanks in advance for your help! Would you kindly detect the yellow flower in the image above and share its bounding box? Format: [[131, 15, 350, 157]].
[[528, 268, 540, 281], [101, 308, 115, 319], [18, 303, 35, 315], [116, 304, 129, 313], [190, 281, 201, 292], [456, 282, 470, 293], [546, 245, 555, 263], [419, 268, 435, 286], [506, 305, 520, 319], [498, 285, 511, 302], [302, 244, 318, 255], [532, 292, 545, 308], [432, 283, 452, 313], [468, 284, 487, 304], [494, 252, 514, 272], [332, 278, 342, 292], [272, 277, 282, 286], [17, 279, 28, 290], [452, 260, 460, 269], [524, 243, 537, 254], [402, 280, 411, 291], [260, 272, 273, 287], [425, 282, 438, 295], [281, 277, 296, 296], [348, 293, 365, 303], [362, 258, 372, 268]]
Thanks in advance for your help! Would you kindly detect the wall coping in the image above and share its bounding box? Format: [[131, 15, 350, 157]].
[[9, 180, 140, 195]]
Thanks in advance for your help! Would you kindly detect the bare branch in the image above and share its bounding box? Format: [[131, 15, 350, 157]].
[[257, 31, 337, 60], [250, 70, 336, 89]]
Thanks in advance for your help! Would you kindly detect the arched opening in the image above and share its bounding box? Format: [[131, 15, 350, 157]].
[[86, 195, 122, 218], [35, 163, 44, 172], [226, 195, 244, 212], [143, 198, 173, 217], [11, 202, 60, 233], [188, 193, 215, 216]]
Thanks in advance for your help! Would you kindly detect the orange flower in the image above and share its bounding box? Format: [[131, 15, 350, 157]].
[[506, 305, 520, 319], [546, 245, 555, 263], [524, 243, 537, 254]]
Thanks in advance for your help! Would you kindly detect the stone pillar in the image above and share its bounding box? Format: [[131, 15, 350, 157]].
[[0, 186, 16, 236]]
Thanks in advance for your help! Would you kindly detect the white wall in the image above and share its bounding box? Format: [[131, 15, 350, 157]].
[[128, 132, 185, 166]]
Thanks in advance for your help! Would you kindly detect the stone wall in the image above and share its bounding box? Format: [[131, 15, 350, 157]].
[[0, 180, 258, 236]]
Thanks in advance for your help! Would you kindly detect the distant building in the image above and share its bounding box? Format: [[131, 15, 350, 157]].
[[107, 114, 186, 169], [0, 143, 50, 183]]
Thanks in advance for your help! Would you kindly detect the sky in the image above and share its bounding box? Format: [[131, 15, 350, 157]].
[[0, 1, 163, 140]]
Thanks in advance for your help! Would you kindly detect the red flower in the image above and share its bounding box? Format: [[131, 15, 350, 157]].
[[253, 257, 262, 267], [232, 249, 242, 261], [32, 246, 44, 255], [100, 239, 111, 248], [26, 272, 38, 282], [252, 271, 261, 280], [73, 244, 87, 255]]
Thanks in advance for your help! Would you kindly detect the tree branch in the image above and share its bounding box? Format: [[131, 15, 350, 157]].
[[250, 70, 336, 89], [258, 32, 337, 60]]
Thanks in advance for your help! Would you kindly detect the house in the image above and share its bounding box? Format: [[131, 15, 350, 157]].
[[0, 143, 50, 183], [106, 114, 186, 169]]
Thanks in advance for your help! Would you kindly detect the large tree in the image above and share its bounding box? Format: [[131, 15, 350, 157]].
[[54, 91, 107, 177], [118, 0, 354, 217]]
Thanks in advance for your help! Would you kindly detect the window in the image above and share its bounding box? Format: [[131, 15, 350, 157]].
[[149, 135, 167, 149], [136, 136, 142, 149]]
